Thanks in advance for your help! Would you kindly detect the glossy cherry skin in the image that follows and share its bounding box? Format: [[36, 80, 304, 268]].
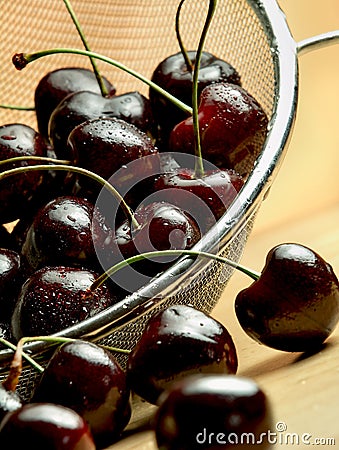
[[126, 305, 238, 405], [235, 243, 339, 352], [0, 249, 23, 320], [154, 374, 271, 450], [102, 201, 201, 292], [11, 266, 120, 340], [31, 340, 131, 447], [35, 66, 116, 141], [67, 117, 160, 204], [49, 90, 154, 159], [0, 123, 48, 223], [153, 167, 244, 233], [150, 51, 241, 149], [21, 195, 112, 274], [0, 384, 23, 423], [0, 403, 96, 450], [169, 82, 268, 176]]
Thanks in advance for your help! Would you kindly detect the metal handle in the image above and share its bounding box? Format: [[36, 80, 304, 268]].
[[297, 30, 339, 56]]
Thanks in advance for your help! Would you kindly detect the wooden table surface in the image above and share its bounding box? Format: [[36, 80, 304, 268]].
[[104, 1, 339, 448]]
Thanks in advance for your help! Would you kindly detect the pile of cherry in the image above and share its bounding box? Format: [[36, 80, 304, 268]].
[[0, 0, 339, 448]]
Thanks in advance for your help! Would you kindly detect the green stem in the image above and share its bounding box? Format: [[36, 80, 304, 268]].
[[13, 49, 193, 115], [62, 0, 108, 97], [0, 163, 140, 229], [175, 0, 193, 72], [90, 248, 260, 292], [193, 0, 218, 179], [0, 103, 35, 111], [0, 338, 44, 376]]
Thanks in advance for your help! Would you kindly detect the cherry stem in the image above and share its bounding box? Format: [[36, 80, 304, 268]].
[[90, 248, 260, 292], [0, 103, 35, 111], [0, 338, 44, 390], [0, 162, 140, 229], [12, 49, 193, 115], [175, 0, 193, 72], [62, 0, 109, 97], [0, 336, 130, 390], [193, 0, 217, 179]]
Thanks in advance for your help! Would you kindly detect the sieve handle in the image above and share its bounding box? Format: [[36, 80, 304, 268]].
[[297, 30, 339, 56]]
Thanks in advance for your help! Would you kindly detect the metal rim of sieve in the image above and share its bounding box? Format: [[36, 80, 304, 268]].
[[0, 0, 298, 363]]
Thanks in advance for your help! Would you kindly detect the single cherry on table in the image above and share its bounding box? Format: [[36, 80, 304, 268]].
[[154, 374, 272, 450], [126, 304, 238, 405], [235, 243, 339, 352]]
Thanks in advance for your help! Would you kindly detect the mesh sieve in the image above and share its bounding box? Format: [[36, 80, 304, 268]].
[[0, 0, 299, 400]]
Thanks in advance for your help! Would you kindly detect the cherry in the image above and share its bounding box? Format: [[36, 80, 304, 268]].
[[150, 50, 241, 149], [169, 82, 268, 176], [153, 163, 244, 232], [31, 339, 131, 447], [100, 201, 201, 292], [126, 304, 238, 405], [0, 123, 49, 223], [34, 67, 116, 141], [0, 402, 96, 450], [154, 374, 272, 450], [235, 243, 339, 352], [0, 249, 23, 320], [67, 117, 160, 205], [10, 265, 120, 340], [20, 195, 113, 274], [49, 90, 155, 159]]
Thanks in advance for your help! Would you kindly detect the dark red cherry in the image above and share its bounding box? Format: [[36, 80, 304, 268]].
[[169, 82, 268, 176], [0, 123, 48, 223], [11, 265, 120, 340], [49, 90, 154, 159], [154, 374, 272, 450], [235, 243, 339, 352], [0, 403, 96, 450], [126, 304, 238, 405], [0, 248, 23, 320], [31, 340, 131, 447], [21, 195, 112, 274], [34, 67, 116, 141], [102, 201, 201, 292], [153, 166, 244, 233], [150, 51, 241, 149], [67, 117, 160, 204]]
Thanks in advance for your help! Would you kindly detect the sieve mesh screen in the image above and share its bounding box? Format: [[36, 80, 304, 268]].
[[0, 0, 292, 402]]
